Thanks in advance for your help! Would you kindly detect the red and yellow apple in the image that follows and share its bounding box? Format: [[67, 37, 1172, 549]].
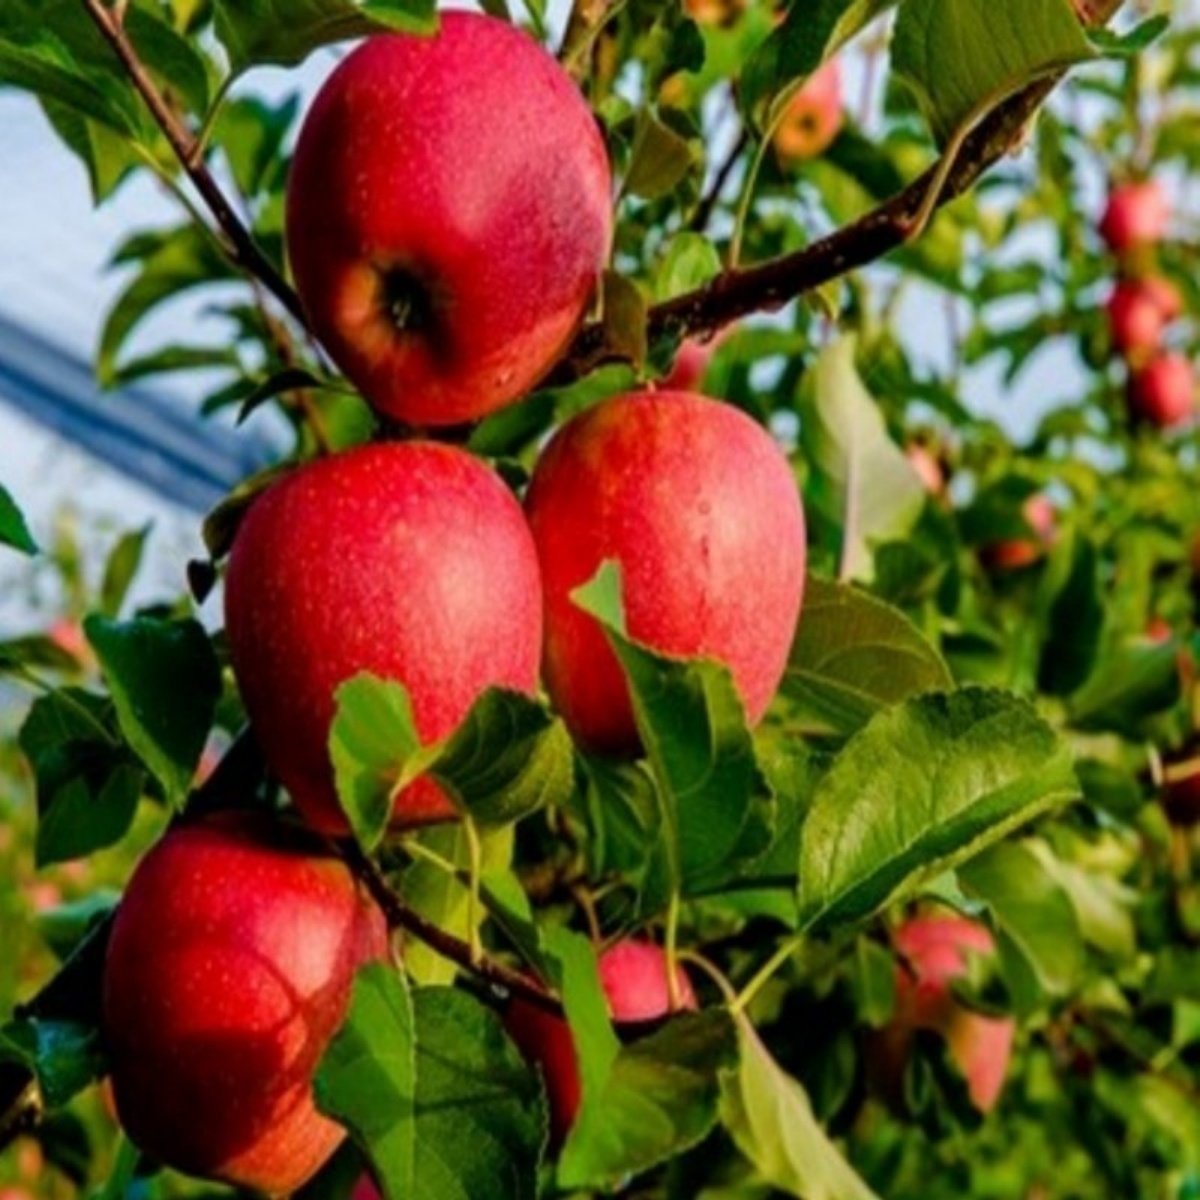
[[1106, 276, 1180, 361], [224, 443, 543, 832], [1099, 179, 1169, 256], [103, 813, 389, 1193], [1129, 353, 1196, 429], [287, 12, 613, 426], [981, 494, 1056, 572], [504, 941, 697, 1147], [872, 915, 1015, 1113], [773, 60, 843, 163], [525, 390, 806, 754]]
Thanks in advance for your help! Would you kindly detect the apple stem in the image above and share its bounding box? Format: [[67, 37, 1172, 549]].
[[665, 890, 683, 1011], [730, 934, 806, 1017]]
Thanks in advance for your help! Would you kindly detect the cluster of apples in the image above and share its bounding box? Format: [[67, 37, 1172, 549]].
[[1100, 179, 1196, 429], [98, 12, 810, 1194]]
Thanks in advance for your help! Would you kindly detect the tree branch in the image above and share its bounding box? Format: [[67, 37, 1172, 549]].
[[340, 841, 564, 1015], [560, 0, 612, 82], [80, 0, 308, 328], [553, 0, 1125, 381]]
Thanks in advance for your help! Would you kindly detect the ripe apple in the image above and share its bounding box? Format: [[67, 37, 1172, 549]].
[[524, 390, 806, 754], [981, 494, 1056, 572], [286, 12, 613, 427], [504, 941, 697, 1147], [873, 915, 1015, 1113], [103, 813, 389, 1193], [773, 60, 843, 163], [1129, 354, 1196, 429], [1163, 757, 1200, 827], [225, 443, 543, 832], [1099, 179, 1169, 255], [906, 444, 944, 496], [1106, 279, 1172, 360]]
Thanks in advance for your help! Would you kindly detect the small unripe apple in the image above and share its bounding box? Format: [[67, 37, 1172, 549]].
[[1129, 354, 1196, 429], [1107, 279, 1172, 360], [981, 494, 1056, 572], [103, 813, 389, 1194], [773, 60, 843, 163], [525, 391, 806, 754], [225, 443, 543, 832], [287, 12, 613, 426], [905, 444, 944, 496], [873, 915, 1015, 1114], [504, 941, 696, 1147], [1099, 180, 1169, 255]]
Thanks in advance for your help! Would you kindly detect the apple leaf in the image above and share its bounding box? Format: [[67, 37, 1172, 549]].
[[781, 577, 953, 737], [213, 0, 438, 76], [623, 110, 700, 201], [314, 965, 546, 1200], [891, 0, 1095, 150], [959, 840, 1084, 1015], [573, 562, 774, 908], [800, 338, 926, 582], [720, 1014, 879, 1200], [797, 688, 1079, 933], [19, 689, 146, 868], [0, 484, 37, 557], [558, 1009, 738, 1191], [330, 674, 573, 850], [99, 525, 152, 619], [1067, 640, 1182, 735], [0, 1018, 108, 1110], [740, 0, 897, 129], [83, 616, 221, 807]]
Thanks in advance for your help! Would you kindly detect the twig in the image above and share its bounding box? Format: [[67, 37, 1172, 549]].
[[550, 0, 1125, 382], [341, 841, 564, 1015], [80, 0, 308, 328], [688, 126, 750, 235], [560, 0, 612, 82]]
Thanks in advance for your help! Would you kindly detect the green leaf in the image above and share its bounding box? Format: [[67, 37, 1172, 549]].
[[0, 484, 37, 556], [959, 840, 1083, 1014], [800, 338, 925, 581], [83, 616, 221, 806], [741, 0, 897, 127], [797, 688, 1079, 933], [215, 95, 300, 200], [720, 1015, 879, 1200], [99, 525, 152, 619], [623, 110, 699, 200], [214, 0, 438, 75], [574, 563, 774, 904], [599, 271, 649, 370], [35, 892, 120, 962], [98, 224, 237, 387], [558, 1010, 738, 1191], [0, 1019, 108, 1110], [331, 675, 572, 850], [654, 232, 722, 303], [19, 689, 145, 867], [1087, 14, 1169, 56], [314, 965, 545, 1200], [1036, 530, 1103, 697], [781, 577, 953, 737], [891, 0, 1094, 149], [40, 101, 143, 204]]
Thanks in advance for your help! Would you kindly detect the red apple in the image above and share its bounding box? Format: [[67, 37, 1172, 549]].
[[1129, 354, 1196, 429], [525, 391, 806, 754], [286, 12, 613, 426], [981, 494, 1056, 572], [1107, 279, 1171, 360], [225, 443, 543, 832], [103, 813, 389, 1193], [1146, 616, 1172, 644], [1100, 179, 1169, 255], [874, 915, 1015, 1114], [905, 444, 944, 496], [504, 941, 696, 1147], [773, 60, 843, 162], [353, 1177, 381, 1200]]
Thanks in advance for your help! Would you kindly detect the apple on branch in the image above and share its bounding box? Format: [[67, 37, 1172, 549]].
[[286, 11, 613, 426]]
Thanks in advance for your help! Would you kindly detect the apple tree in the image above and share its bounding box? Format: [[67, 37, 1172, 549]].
[[0, 0, 1198, 1198]]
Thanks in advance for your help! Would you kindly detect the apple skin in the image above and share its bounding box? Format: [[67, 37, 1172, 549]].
[[981, 494, 1056, 572], [504, 941, 697, 1148], [286, 12, 613, 427], [1129, 354, 1196, 429], [662, 336, 720, 393], [524, 390, 806, 755], [225, 443, 543, 832], [353, 1177, 382, 1200], [773, 60, 843, 162], [1107, 279, 1172, 360], [873, 916, 1015, 1114], [102, 813, 389, 1194], [1100, 180, 1169, 255]]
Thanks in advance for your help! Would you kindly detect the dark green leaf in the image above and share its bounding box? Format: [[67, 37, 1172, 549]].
[[0, 484, 37, 556], [99, 524, 152, 619], [0, 1019, 107, 1110]]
